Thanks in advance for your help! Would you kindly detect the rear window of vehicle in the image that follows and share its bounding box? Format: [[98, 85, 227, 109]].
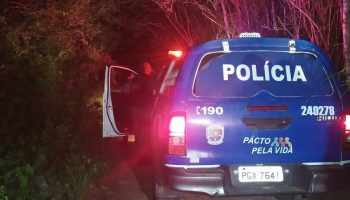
[[193, 51, 333, 97]]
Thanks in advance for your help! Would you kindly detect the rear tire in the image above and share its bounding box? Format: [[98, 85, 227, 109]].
[[154, 182, 182, 200], [152, 116, 182, 200]]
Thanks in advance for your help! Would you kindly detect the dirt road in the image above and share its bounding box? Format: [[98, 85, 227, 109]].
[[86, 138, 350, 200]]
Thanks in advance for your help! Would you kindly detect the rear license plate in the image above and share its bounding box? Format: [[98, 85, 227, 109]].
[[238, 166, 283, 182]]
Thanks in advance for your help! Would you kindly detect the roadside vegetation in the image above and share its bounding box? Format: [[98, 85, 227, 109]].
[[0, 0, 118, 199], [0, 0, 349, 199]]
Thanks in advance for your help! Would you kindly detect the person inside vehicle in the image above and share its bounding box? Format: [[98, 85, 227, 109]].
[[130, 62, 155, 103], [122, 72, 136, 93], [130, 62, 156, 146]]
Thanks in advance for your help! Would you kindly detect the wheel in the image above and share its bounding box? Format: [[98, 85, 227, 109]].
[[153, 181, 182, 200], [152, 116, 182, 200], [274, 194, 296, 200]]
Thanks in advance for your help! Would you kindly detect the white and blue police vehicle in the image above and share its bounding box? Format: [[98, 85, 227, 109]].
[[103, 33, 350, 200]]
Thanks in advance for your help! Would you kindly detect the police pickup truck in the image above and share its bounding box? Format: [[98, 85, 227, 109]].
[[103, 33, 350, 200]]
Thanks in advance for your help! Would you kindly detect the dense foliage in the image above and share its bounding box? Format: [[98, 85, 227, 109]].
[[0, 0, 120, 199], [152, 0, 346, 69], [0, 0, 348, 199]]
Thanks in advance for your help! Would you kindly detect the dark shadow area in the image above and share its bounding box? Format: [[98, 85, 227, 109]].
[[85, 137, 154, 200], [131, 144, 155, 200], [310, 186, 350, 200]]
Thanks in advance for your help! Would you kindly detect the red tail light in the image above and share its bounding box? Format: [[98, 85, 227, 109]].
[[345, 114, 350, 134], [168, 115, 186, 155], [344, 113, 350, 143]]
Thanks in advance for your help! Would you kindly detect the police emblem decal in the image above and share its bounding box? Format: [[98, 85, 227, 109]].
[[206, 124, 224, 145]]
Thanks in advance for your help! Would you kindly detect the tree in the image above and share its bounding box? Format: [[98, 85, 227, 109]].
[[342, 0, 350, 76], [284, 0, 343, 68], [0, 0, 123, 198], [152, 0, 343, 68], [152, 0, 229, 46], [0, 0, 121, 137]]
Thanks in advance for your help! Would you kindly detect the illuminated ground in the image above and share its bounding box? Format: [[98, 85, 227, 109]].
[[85, 138, 350, 200]]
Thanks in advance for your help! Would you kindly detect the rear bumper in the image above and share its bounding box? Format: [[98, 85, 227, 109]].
[[164, 164, 350, 196]]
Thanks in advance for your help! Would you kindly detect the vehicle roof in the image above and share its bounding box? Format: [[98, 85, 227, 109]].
[[190, 38, 331, 65]]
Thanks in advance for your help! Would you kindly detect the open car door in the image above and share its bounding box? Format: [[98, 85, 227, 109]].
[[103, 65, 137, 137]]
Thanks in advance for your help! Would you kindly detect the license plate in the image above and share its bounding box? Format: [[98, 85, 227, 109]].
[[238, 166, 283, 182]]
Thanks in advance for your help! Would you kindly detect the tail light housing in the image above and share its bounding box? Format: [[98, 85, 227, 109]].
[[168, 114, 186, 155], [345, 112, 350, 142]]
